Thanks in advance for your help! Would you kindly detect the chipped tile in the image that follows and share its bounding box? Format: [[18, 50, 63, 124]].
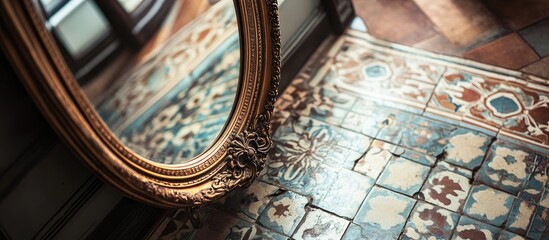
[[402, 202, 459, 240], [377, 157, 430, 196], [451, 216, 499, 240], [421, 168, 471, 212], [435, 161, 473, 179], [395, 146, 437, 166], [463, 185, 514, 227], [292, 208, 349, 240], [506, 199, 536, 236], [354, 187, 416, 239], [257, 191, 308, 235], [478, 141, 535, 195], [354, 145, 394, 179], [316, 168, 375, 218], [444, 129, 491, 170]]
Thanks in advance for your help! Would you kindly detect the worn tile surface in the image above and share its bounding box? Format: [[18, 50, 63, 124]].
[[463, 185, 514, 227], [402, 202, 459, 240], [354, 187, 416, 239], [463, 33, 539, 69], [292, 208, 349, 240], [148, 11, 549, 240]]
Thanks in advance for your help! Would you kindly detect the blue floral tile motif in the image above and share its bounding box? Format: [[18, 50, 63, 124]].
[[463, 185, 514, 227], [505, 199, 535, 236], [402, 202, 459, 240], [499, 230, 526, 240], [451, 216, 499, 240], [377, 157, 430, 196], [292, 208, 349, 240], [300, 163, 340, 204], [421, 167, 472, 212], [444, 129, 491, 170], [215, 181, 279, 222], [478, 141, 536, 195], [354, 187, 416, 239], [315, 168, 375, 218], [257, 191, 308, 236], [195, 208, 288, 240], [526, 206, 549, 240]]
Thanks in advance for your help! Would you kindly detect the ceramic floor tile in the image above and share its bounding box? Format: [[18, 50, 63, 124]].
[[215, 181, 279, 222], [499, 230, 526, 240], [526, 206, 549, 239], [377, 157, 430, 196], [401, 202, 459, 240], [451, 216, 500, 240], [429, 68, 549, 148], [341, 223, 381, 240], [434, 161, 474, 179], [519, 19, 549, 57], [316, 168, 375, 218], [394, 146, 437, 167], [352, 0, 437, 45], [195, 208, 288, 240], [299, 163, 341, 204], [505, 198, 536, 236], [444, 128, 492, 170], [521, 56, 549, 79], [463, 33, 539, 69], [353, 143, 395, 179], [256, 191, 308, 236], [463, 185, 514, 227], [292, 208, 349, 240], [412, 33, 466, 57], [421, 167, 472, 212], [477, 140, 536, 195], [518, 173, 547, 204], [329, 38, 445, 109], [483, 0, 549, 30], [340, 110, 380, 138], [323, 145, 363, 170], [399, 118, 456, 157], [414, 0, 507, 48], [354, 186, 416, 239]]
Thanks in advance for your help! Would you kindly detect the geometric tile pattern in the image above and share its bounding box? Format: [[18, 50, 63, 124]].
[[148, 23, 549, 240]]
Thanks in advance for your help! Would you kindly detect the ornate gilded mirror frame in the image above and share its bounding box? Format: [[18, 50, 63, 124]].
[[0, 0, 280, 208]]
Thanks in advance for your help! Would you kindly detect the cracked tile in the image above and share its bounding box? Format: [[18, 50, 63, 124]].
[[292, 208, 349, 240], [451, 216, 499, 240], [402, 202, 459, 240], [257, 191, 308, 236], [505, 198, 536, 236]]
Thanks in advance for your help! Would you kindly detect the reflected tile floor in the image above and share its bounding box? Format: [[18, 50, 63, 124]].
[[149, 24, 549, 240]]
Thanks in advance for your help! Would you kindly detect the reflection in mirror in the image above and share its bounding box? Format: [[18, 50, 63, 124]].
[[37, 0, 239, 164]]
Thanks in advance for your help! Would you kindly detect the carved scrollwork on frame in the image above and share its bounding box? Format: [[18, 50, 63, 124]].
[[0, 0, 280, 208]]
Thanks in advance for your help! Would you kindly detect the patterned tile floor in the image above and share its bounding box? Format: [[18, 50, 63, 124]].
[[149, 19, 549, 240]]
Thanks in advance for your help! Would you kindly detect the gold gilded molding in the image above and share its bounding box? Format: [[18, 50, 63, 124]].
[[0, 0, 280, 208]]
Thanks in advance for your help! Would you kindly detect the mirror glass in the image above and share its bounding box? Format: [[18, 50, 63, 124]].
[[37, 0, 239, 164]]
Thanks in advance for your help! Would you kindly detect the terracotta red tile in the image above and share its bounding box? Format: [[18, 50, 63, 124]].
[[413, 0, 507, 48], [464, 33, 539, 69], [522, 56, 549, 78], [483, 0, 549, 30], [412, 33, 466, 56], [352, 0, 437, 45]]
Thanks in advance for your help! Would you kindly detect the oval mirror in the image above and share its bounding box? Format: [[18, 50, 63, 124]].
[[0, 0, 280, 208]]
